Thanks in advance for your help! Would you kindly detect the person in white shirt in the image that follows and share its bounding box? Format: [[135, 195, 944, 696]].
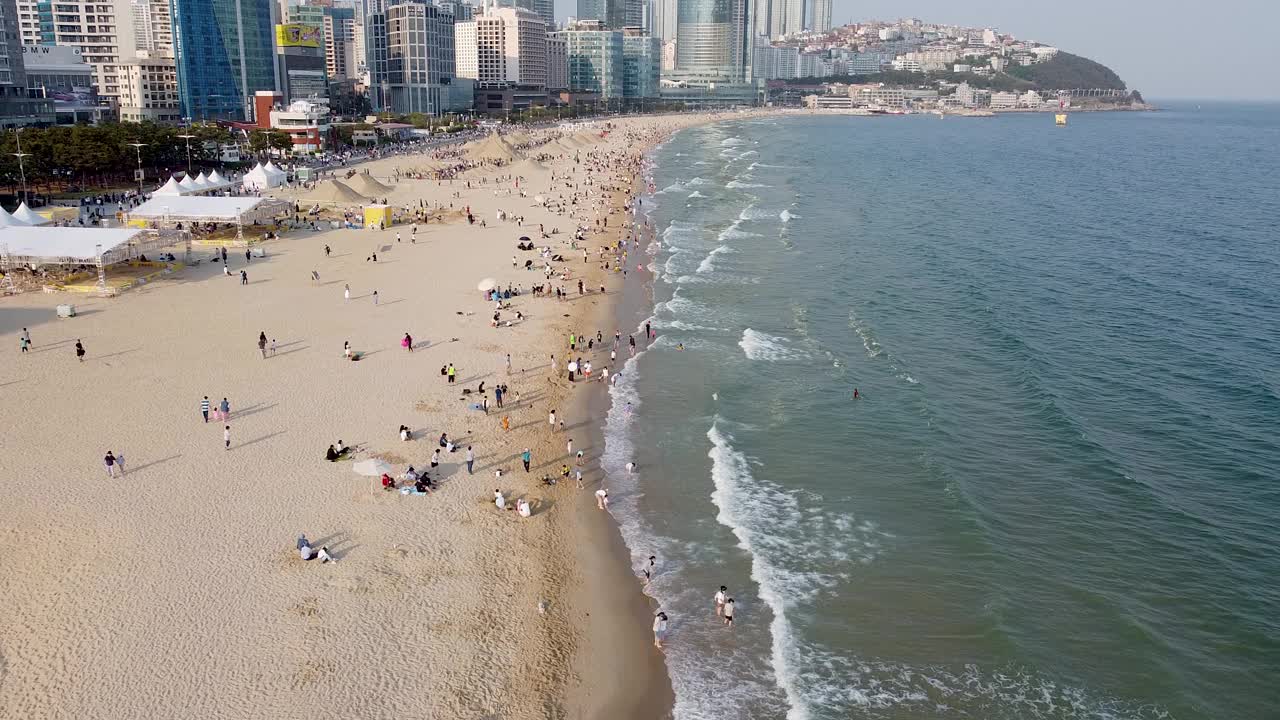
[[595, 488, 609, 510], [297, 534, 336, 563], [494, 489, 506, 510], [652, 612, 668, 649], [625, 461, 635, 474], [517, 499, 532, 518], [714, 586, 728, 616], [723, 599, 735, 627]]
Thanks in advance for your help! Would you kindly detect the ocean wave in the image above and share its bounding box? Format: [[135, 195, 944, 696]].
[[779, 209, 800, 223], [740, 329, 807, 362], [697, 245, 737, 274], [739, 204, 777, 222], [727, 180, 767, 189], [721, 137, 746, 147], [688, 190, 707, 198]]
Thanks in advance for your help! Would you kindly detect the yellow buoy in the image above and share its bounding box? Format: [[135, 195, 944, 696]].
[[1055, 114, 1068, 126]]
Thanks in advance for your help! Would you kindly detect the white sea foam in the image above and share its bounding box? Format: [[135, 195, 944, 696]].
[[740, 329, 806, 361], [696, 245, 736, 274], [688, 190, 707, 198], [727, 180, 767, 189], [779, 209, 801, 223], [720, 137, 746, 146], [739, 204, 776, 221]]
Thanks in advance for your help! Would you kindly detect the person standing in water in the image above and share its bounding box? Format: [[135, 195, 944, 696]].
[[714, 586, 728, 616], [653, 612, 668, 649], [723, 599, 735, 627]]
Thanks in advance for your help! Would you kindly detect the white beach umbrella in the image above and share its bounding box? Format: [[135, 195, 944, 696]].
[[352, 458, 393, 477], [477, 278, 498, 292]]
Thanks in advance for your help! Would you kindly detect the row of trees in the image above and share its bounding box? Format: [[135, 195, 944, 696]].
[[0, 123, 237, 195]]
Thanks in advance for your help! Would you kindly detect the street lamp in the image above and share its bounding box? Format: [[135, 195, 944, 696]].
[[127, 142, 147, 196], [11, 127, 29, 202], [177, 133, 196, 176]]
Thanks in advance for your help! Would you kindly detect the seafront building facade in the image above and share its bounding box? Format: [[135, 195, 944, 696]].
[[172, 0, 281, 120]]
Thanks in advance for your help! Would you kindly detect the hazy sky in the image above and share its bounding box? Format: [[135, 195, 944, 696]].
[[552, 0, 1279, 100]]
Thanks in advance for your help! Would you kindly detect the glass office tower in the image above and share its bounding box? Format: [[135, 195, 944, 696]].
[[172, 0, 280, 120]]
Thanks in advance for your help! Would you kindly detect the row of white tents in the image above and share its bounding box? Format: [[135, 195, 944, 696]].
[[0, 202, 53, 227], [155, 169, 235, 197]]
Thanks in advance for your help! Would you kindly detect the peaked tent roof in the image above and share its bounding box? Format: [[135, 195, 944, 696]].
[[13, 202, 50, 225], [154, 176, 183, 196], [0, 206, 28, 227]]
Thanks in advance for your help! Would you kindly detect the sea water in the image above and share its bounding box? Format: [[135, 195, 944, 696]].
[[602, 104, 1280, 720]]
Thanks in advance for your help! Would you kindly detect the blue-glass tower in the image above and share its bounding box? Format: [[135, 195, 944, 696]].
[[172, 0, 280, 121]]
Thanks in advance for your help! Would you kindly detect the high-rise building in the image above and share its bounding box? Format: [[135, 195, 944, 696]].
[[172, 0, 281, 120], [552, 19, 621, 97], [621, 26, 658, 98], [131, 0, 173, 57], [652, 0, 675, 41], [576, 0, 604, 23], [807, 0, 829, 33], [767, 0, 801, 38], [276, 23, 328, 102], [383, 0, 456, 114], [1, 0, 56, 126], [323, 6, 357, 79], [514, 0, 551, 27], [118, 56, 180, 122], [454, 5, 545, 87], [675, 0, 749, 79], [16, 0, 132, 102], [545, 34, 567, 90]]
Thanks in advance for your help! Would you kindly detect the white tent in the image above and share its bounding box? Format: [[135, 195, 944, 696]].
[[208, 169, 229, 187], [190, 171, 214, 193], [0, 226, 144, 262], [12, 202, 50, 226], [129, 195, 290, 224], [242, 163, 281, 191], [154, 176, 183, 196], [263, 161, 287, 181], [177, 175, 199, 192], [0, 206, 29, 227]]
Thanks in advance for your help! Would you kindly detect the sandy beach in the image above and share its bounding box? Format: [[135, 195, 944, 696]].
[[0, 113, 748, 719]]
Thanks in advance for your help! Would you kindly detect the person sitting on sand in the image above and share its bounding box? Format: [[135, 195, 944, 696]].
[[336, 440, 347, 455], [517, 499, 532, 518], [399, 425, 411, 442], [325, 445, 340, 462], [297, 534, 336, 563], [415, 477, 432, 494], [381, 473, 397, 491], [439, 432, 449, 448], [494, 489, 506, 510]]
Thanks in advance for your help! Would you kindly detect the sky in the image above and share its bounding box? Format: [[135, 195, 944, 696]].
[[552, 0, 1280, 100]]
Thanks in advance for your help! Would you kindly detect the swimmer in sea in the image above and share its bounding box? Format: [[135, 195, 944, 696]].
[[676, 343, 685, 351], [853, 388, 860, 400]]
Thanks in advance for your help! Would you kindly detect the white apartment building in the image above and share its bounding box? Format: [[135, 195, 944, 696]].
[[270, 98, 330, 152], [117, 56, 179, 122], [130, 0, 171, 57], [989, 91, 1017, 109], [324, 12, 357, 80], [16, 0, 133, 101], [546, 34, 567, 91], [454, 6, 546, 87]]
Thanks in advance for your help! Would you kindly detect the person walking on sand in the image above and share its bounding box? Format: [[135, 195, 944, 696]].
[[566, 438, 573, 456], [224, 425, 231, 450], [20, 334, 29, 352], [466, 446, 475, 474], [548, 409, 556, 430], [200, 396, 210, 423], [103, 450, 118, 478], [115, 454, 126, 477], [714, 586, 728, 616], [447, 363, 456, 383], [521, 448, 532, 473], [653, 612, 668, 649], [258, 332, 267, 358], [324, 244, 331, 257], [270, 338, 277, 357], [344, 284, 351, 302], [219, 397, 230, 421], [373, 290, 379, 305], [403, 333, 413, 352], [723, 599, 735, 627], [240, 269, 248, 285], [75, 339, 85, 362], [20, 327, 31, 351]]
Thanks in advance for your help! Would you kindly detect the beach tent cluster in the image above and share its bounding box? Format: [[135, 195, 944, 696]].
[[154, 169, 236, 197], [242, 162, 289, 191], [0, 202, 54, 227]]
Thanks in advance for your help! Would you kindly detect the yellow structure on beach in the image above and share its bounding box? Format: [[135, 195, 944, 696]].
[[364, 204, 392, 229], [1055, 114, 1068, 126]]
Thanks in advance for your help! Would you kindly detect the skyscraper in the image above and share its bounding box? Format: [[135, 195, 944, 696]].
[[172, 0, 281, 120], [132, 0, 174, 57], [454, 6, 546, 87], [382, 0, 456, 114], [323, 6, 358, 80], [675, 0, 749, 81], [807, 0, 829, 33], [768, 0, 802, 38], [16, 0, 131, 102]]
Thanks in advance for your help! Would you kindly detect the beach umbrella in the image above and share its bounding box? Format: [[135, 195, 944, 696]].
[[477, 277, 498, 292], [518, 236, 531, 242], [352, 458, 393, 477]]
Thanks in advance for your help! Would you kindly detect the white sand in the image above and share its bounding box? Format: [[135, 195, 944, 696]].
[[0, 112, 758, 718]]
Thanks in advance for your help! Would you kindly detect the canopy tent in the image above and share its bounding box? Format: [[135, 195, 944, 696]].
[[0, 206, 28, 227], [190, 172, 213, 192], [263, 161, 288, 181], [154, 177, 183, 196], [13, 203, 50, 226], [128, 195, 291, 225], [177, 175, 199, 193], [242, 163, 284, 191], [208, 169, 229, 186], [0, 227, 145, 263]]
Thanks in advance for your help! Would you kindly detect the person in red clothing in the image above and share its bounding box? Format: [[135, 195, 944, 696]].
[[381, 473, 397, 491]]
